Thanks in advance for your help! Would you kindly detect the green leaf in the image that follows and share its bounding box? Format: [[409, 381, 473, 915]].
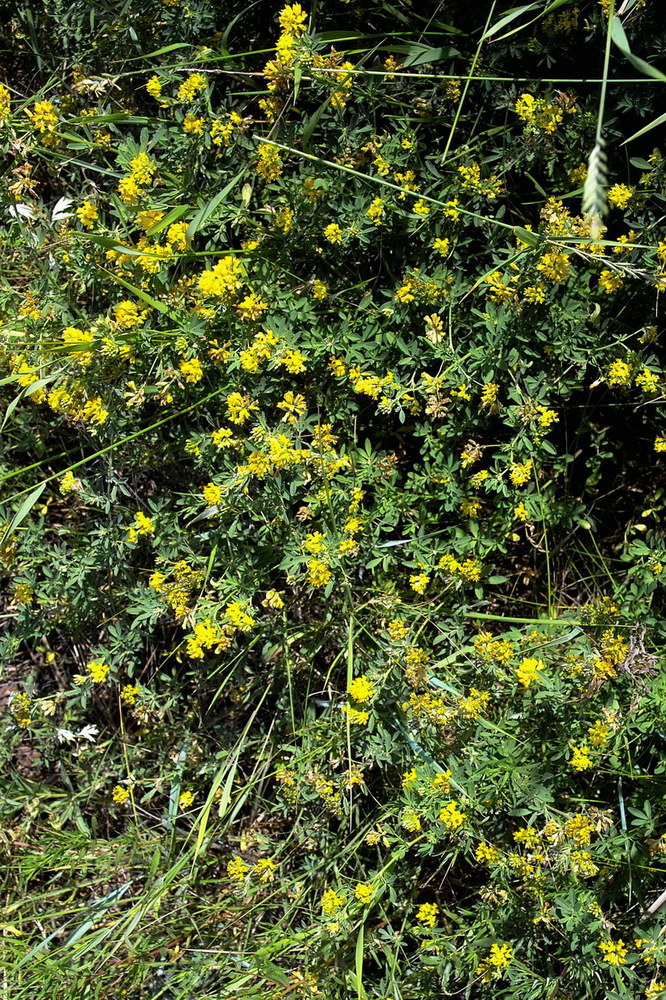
[[398, 43, 459, 68], [146, 204, 189, 236], [126, 42, 195, 61], [355, 924, 366, 1000], [611, 15, 666, 82], [513, 226, 540, 247], [482, 3, 541, 40], [623, 110, 666, 145], [187, 170, 246, 239], [1, 483, 47, 548], [98, 268, 175, 317]]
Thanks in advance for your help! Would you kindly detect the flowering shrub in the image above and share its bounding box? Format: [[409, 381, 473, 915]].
[[1, 1, 666, 998]]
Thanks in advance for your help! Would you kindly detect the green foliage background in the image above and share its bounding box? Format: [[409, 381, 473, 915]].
[[1, 0, 666, 997]]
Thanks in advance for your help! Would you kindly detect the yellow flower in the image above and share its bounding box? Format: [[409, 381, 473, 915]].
[[607, 184, 633, 209], [202, 482, 223, 507], [439, 800, 465, 830], [179, 790, 194, 809], [321, 888, 344, 914], [225, 600, 255, 631], [366, 197, 385, 225], [129, 152, 157, 184], [177, 73, 207, 102], [509, 460, 532, 486], [114, 300, 145, 329], [536, 251, 570, 283], [409, 572, 429, 594], [279, 3, 308, 35], [0, 83, 11, 124], [475, 842, 500, 865], [26, 100, 58, 132], [112, 785, 130, 804], [60, 470, 82, 494], [387, 618, 408, 641], [570, 744, 594, 771], [354, 882, 375, 904], [416, 902, 439, 927], [458, 687, 490, 719], [412, 198, 430, 216], [571, 850, 599, 877], [635, 368, 659, 393], [227, 856, 249, 881], [120, 684, 140, 705], [136, 209, 164, 231], [280, 349, 308, 373], [254, 857, 278, 882], [149, 571, 166, 591], [198, 256, 245, 299], [598, 939, 628, 966], [348, 675, 375, 703], [226, 392, 259, 424], [179, 358, 203, 383], [516, 657, 543, 689], [76, 200, 98, 229], [183, 114, 204, 134], [564, 814, 595, 845], [401, 768, 418, 789], [256, 144, 283, 181], [607, 359, 632, 386], [480, 382, 500, 409], [237, 292, 268, 320], [130, 511, 154, 537], [433, 237, 450, 256], [599, 269, 624, 294], [146, 75, 162, 100], [307, 557, 331, 587], [87, 659, 110, 683], [341, 705, 369, 724], [514, 502, 529, 522], [118, 175, 142, 206], [430, 770, 452, 794], [477, 942, 513, 982], [324, 223, 343, 244], [401, 809, 421, 832], [257, 588, 283, 613], [588, 718, 611, 746]]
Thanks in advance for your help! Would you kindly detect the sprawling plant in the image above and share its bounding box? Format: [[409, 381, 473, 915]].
[[1, 1, 666, 997]]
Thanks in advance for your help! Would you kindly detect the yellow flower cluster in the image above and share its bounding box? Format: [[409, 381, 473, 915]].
[[607, 183, 633, 209], [76, 200, 98, 229], [48, 383, 109, 426], [515, 91, 576, 133], [256, 144, 284, 182], [348, 675, 375, 702], [118, 151, 158, 206], [475, 631, 514, 664], [26, 99, 58, 132], [87, 659, 110, 683], [0, 83, 10, 124], [198, 256, 245, 301], [177, 72, 207, 102], [149, 560, 203, 619], [415, 902, 439, 927], [516, 657, 544, 689], [477, 943, 513, 982], [458, 162, 504, 199], [127, 511, 154, 543], [439, 800, 466, 830], [598, 939, 628, 967]]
